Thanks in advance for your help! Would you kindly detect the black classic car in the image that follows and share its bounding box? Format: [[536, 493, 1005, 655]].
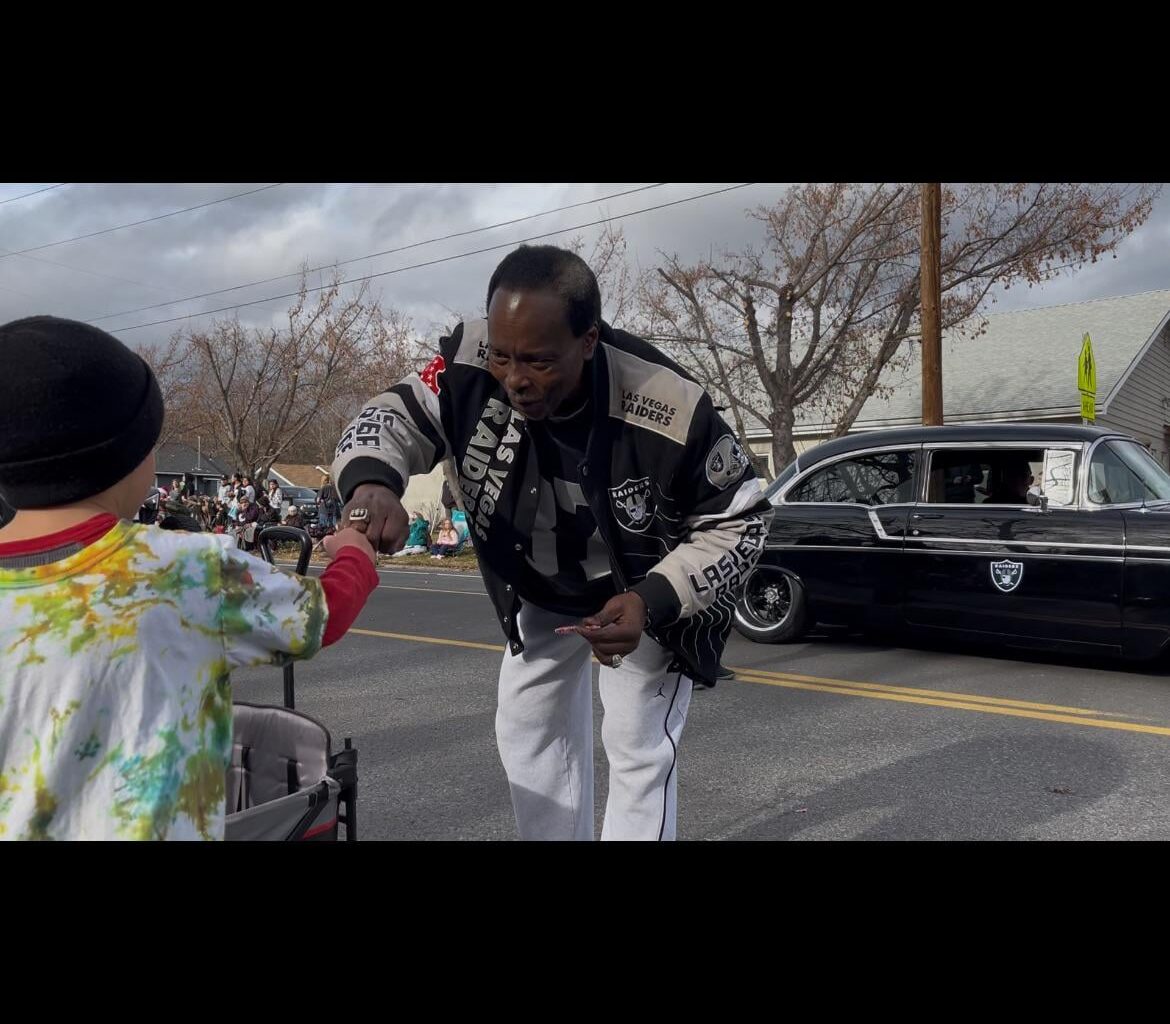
[[734, 424, 1170, 660]]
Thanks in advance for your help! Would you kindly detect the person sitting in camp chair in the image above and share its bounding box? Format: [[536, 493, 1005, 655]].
[[393, 512, 432, 556], [430, 518, 461, 559]]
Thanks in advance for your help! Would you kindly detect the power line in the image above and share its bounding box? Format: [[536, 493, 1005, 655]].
[[0, 183, 66, 205], [106, 184, 758, 334], [0, 281, 43, 300], [0, 185, 242, 297], [87, 183, 668, 323], [1, 184, 285, 297], [0, 183, 284, 260], [0, 244, 174, 295]]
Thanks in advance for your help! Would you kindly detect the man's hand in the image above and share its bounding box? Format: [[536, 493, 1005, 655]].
[[323, 526, 377, 565], [340, 483, 408, 554], [573, 592, 648, 665]]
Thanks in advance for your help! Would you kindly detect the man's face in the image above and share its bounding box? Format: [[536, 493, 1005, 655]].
[[486, 287, 598, 421], [1004, 465, 1033, 497]]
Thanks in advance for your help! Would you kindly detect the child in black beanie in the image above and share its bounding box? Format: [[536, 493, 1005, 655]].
[[0, 316, 380, 841]]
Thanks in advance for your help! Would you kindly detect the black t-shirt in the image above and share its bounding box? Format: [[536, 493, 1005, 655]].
[[513, 396, 618, 616]]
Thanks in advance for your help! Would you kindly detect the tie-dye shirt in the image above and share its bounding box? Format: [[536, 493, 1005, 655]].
[[0, 520, 326, 841]]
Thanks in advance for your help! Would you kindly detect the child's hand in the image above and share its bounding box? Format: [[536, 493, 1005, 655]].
[[323, 527, 377, 565]]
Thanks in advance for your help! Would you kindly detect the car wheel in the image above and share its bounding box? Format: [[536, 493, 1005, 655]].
[[733, 566, 809, 644]]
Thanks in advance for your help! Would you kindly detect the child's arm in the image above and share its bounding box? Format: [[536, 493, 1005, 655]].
[[318, 530, 379, 646], [220, 528, 378, 669]]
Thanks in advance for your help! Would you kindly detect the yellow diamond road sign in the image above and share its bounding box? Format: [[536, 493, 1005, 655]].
[[1078, 333, 1097, 396]]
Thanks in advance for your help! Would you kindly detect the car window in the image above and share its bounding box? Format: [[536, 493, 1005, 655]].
[[765, 461, 798, 506], [1088, 440, 1170, 504], [924, 449, 1044, 505], [786, 451, 916, 505]]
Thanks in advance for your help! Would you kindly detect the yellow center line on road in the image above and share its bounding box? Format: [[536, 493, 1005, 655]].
[[376, 584, 488, 596], [349, 627, 505, 653], [344, 628, 1170, 737], [728, 667, 1112, 717], [729, 670, 1170, 736]]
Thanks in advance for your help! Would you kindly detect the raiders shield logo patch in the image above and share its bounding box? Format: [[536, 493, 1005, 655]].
[[706, 434, 750, 490], [990, 559, 1024, 593], [609, 477, 656, 533]]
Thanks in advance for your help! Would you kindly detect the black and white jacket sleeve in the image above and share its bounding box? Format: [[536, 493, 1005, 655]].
[[331, 356, 450, 504], [630, 394, 775, 632]]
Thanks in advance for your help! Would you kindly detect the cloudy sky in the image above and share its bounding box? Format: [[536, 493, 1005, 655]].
[[1, 182, 1166, 351]]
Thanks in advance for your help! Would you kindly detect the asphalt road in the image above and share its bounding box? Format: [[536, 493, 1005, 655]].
[[233, 565, 1170, 840]]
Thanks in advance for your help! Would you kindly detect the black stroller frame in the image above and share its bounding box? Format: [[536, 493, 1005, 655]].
[[224, 526, 358, 841]]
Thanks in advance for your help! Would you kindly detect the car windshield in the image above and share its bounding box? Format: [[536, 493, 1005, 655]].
[[765, 461, 798, 505], [1088, 440, 1170, 505], [283, 487, 316, 499]]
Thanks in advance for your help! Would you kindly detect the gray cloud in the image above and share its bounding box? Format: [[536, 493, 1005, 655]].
[[1, 183, 1165, 350]]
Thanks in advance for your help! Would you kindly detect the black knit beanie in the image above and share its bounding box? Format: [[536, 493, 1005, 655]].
[[0, 315, 164, 509]]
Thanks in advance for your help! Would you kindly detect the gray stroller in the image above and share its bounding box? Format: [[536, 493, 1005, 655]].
[[225, 526, 358, 841]]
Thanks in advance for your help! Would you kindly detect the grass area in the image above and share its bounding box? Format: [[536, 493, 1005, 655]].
[[269, 541, 479, 572], [377, 551, 480, 571]]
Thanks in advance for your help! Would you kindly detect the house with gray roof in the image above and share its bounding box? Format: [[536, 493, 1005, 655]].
[[153, 442, 232, 496], [741, 289, 1170, 472]]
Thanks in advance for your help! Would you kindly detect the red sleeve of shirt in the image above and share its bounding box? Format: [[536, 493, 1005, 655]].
[[319, 546, 380, 647], [0, 513, 119, 556]]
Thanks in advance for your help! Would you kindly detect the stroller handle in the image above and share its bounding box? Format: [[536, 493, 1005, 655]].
[[256, 525, 313, 708], [257, 526, 313, 575]]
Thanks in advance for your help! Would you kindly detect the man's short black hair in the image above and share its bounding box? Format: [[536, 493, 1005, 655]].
[[486, 245, 601, 338]]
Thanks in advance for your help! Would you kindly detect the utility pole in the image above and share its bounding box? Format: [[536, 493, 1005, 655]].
[[921, 182, 943, 426]]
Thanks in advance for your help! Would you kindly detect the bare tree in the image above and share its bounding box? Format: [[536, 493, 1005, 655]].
[[286, 303, 417, 465], [136, 333, 208, 448], [642, 183, 1159, 473], [178, 271, 415, 482], [640, 257, 770, 457], [567, 223, 638, 330]]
